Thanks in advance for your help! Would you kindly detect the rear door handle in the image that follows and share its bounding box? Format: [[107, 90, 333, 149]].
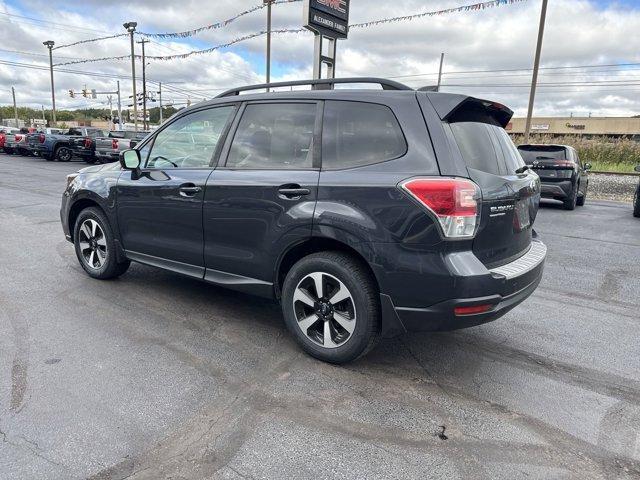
[[179, 183, 202, 197], [278, 185, 310, 199]]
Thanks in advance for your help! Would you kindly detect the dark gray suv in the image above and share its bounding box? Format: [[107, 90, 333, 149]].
[[60, 78, 545, 364]]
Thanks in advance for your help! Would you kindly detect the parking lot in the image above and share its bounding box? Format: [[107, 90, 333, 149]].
[[0, 152, 639, 479]]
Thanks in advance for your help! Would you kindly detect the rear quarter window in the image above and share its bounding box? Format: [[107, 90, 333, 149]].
[[322, 101, 406, 170]]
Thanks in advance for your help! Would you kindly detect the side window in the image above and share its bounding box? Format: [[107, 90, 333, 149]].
[[492, 126, 525, 174], [226, 103, 317, 169], [322, 101, 406, 170], [146, 106, 235, 169]]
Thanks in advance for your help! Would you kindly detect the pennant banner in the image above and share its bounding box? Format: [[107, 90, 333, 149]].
[[138, 0, 303, 39], [53, 33, 128, 51], [53, 0, 527, 65]]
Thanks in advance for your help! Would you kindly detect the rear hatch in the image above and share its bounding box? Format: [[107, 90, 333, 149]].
[[517, 145, 574, 181], [442, 100, 541, 268]]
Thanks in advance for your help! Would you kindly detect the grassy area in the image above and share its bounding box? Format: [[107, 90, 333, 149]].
[[511, 134, 640, 173]]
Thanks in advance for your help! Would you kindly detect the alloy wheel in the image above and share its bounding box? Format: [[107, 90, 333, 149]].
[[292, 272, 356, 348], [78, 219, 107, 269], [58, 148, 72, 161]]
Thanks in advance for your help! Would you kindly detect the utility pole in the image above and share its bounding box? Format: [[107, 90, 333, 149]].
[[524, 0, 548, 143], [12, 86, 18, 128], [158, 82, 163, 124], [116, 81, 123, 131], [264, 0, 274, 87], [123, 21, 138, 131], [43, 40, 56, 126], [436, 52, 445, 92], [41, 105, 46, 124], [137, 38, 149, 130]]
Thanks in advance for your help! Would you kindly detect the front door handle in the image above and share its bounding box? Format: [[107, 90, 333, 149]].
[[278, 185, 311, 199], [179, 183, 202, 197]]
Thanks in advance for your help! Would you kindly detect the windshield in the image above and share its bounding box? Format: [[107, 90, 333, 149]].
[[518, 145, 567, 163]]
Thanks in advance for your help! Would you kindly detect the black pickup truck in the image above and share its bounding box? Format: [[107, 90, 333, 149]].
[[67, 128, 110, 163]]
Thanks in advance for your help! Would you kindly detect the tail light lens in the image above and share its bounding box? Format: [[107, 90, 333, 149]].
[[554, 161, 575, 168], [400, 177, 481, 239], [112, 139, 119, 150], [84, 137, 92, 148], [39, 133, 45, 143], [15, 134, 22, 141]]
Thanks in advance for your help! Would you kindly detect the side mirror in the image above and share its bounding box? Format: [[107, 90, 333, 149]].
[[120, 149, 141, 170], [584, 163, 592, 170], [635, 165, 640, 173]]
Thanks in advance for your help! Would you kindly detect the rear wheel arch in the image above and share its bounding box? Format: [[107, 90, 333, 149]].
[[275, 237, 380, 300]]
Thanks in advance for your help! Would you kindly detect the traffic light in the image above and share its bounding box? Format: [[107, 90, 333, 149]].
[[68, 90, 75, 98]]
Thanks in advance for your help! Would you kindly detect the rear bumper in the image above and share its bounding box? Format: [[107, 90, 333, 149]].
[[380, 239, 546, 334], [540, 180, 572, 199]]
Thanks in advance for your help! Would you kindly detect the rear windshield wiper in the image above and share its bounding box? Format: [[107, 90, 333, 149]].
[[535, 156, 557, 160]]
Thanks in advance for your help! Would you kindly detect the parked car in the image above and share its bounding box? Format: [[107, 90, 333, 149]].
[[634, 165, 640, 218], [517, 144, 589, 210], [94, 130, 150, 164], [29, 127, 103, 162], [0, 126, 20, 152], [60, 78, 546, 364], [68, 128, 110, 163], [3, 128, 32, 155]]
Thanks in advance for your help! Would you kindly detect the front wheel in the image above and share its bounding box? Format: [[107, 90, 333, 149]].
[[73, 207, 130, 279], [281, 251, 380, 364]]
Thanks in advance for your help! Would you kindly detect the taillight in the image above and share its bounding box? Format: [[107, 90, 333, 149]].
[[39, 133, 45, 143], [15, 134, 22, 141], [84, 137, 92, 148], [554, 161, 574, 168], [112, 139, 118, 150], [400, 177, 481, 239]]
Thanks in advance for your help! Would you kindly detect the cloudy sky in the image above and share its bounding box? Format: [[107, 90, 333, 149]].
[[0, 0, 639, 118]]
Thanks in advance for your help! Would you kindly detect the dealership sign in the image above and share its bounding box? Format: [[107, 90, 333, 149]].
[[303, 0, 350, 39], [531, 124, 550, 131]]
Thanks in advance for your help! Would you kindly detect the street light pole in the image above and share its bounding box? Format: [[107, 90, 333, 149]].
[[43, 40, 56, 126], [265, 0, 274, 87], [137, 38, 150, 130], [524, 0, 548, 143], [123, 21, 138, 131]]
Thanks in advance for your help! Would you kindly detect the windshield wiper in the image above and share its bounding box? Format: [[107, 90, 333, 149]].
[[535, 156, 556, 160]]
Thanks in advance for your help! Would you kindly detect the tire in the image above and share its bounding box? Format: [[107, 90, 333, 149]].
[[281, 251, 380, 364], [4, 147, 14, 155], [73, 207, 130, 279], [633, 186, 640, 218], [55, 145, 73, 162], [576, 182, 586, 207], [563, 182, 578, 210]]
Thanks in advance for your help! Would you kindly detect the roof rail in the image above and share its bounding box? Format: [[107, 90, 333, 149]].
[[216, 77, 413, 98]]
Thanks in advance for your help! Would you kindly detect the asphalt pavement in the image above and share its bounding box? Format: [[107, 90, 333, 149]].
[[1, 152, 639, 480]]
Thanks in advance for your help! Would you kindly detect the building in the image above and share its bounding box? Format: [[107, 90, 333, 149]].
[[507, 117, 640, 139]]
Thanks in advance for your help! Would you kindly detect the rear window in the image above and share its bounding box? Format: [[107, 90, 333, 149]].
[[517, 145, 567, 163], [450, 122, 524, 175], [322, 101, 406, 170]]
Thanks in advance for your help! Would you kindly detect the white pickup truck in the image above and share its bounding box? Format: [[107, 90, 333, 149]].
[[94, 130, 150, 164]]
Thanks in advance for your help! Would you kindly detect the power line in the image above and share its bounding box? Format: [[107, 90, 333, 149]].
[[0, 12, 114, 35]]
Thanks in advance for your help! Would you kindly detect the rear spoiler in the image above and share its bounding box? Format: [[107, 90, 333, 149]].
[[424, 92, 514, 128]]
